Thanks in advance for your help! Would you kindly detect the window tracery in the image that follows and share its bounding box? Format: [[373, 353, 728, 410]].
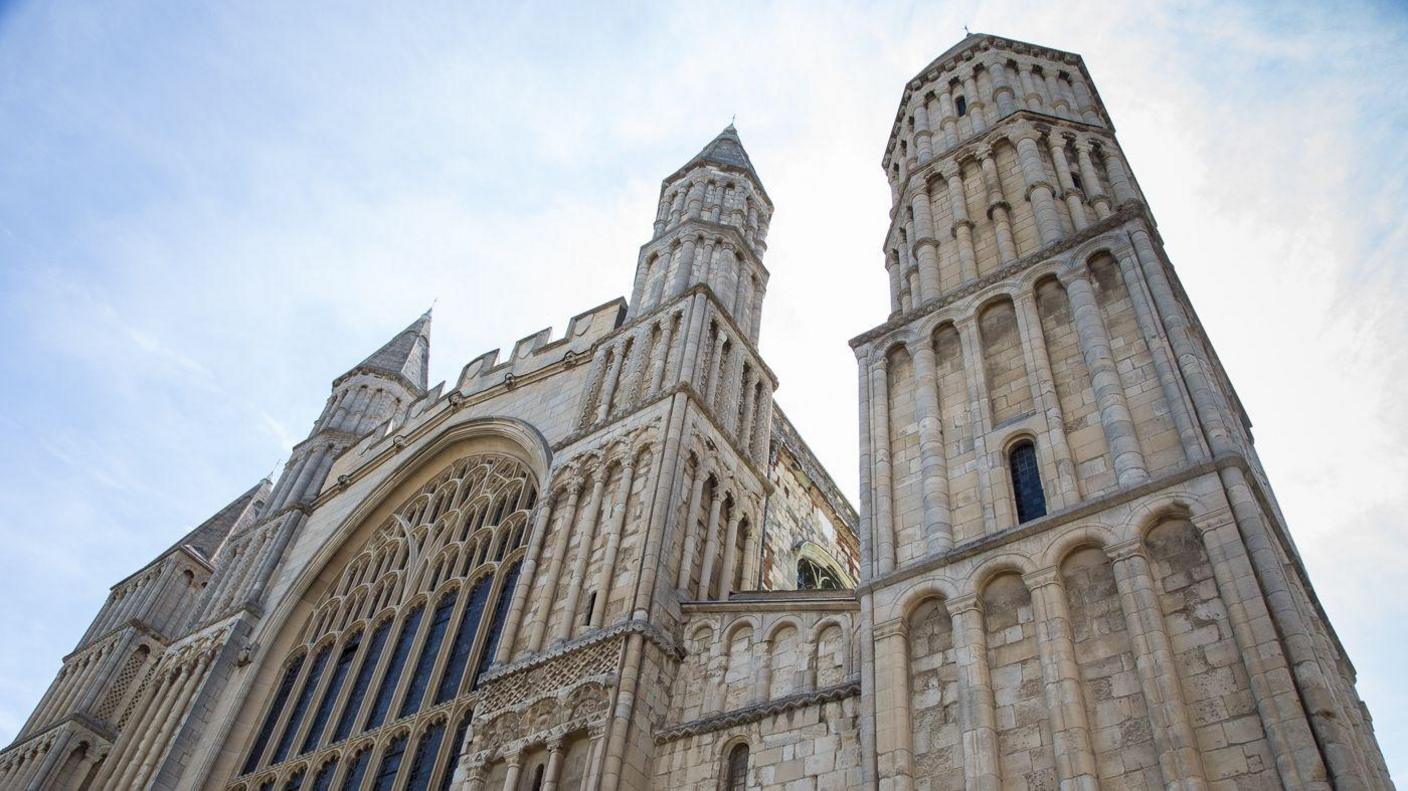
[[235, 453, 539, 789]]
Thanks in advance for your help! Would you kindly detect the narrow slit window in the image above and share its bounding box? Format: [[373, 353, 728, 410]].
[[955, 95, 967, 116], [1009, 441, 1047, 523], [725, 743, 749, 791]]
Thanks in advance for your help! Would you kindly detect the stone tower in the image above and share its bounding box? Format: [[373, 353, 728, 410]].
[[850, 33, 1392, 791], [0, 32, 1391, 791]]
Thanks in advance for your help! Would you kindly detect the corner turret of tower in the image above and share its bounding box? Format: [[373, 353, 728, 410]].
[[336, 308, 433, 394], [627, 125, 773, 342]]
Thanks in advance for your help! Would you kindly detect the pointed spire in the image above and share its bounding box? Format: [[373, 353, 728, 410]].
[[687, 123, 761, 182], [342, 309, 432, 393]]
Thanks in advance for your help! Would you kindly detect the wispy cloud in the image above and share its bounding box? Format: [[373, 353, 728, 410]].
[[0, 0, 1404, 777]]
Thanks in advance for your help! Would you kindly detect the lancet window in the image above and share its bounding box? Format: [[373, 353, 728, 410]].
[[1008, 440, 1047, 523], [235, 453, 539, 789]]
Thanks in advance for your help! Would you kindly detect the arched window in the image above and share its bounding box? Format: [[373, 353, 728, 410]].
[[339, 748, 371, 791], [1009, 440, 1047, 523], [300, 632, 361, 755], [331, 620, 391, 743], [242, 654, 305, 774], [398, 593, 457, 718], [270, 643, 332, 765], [370, 733, 408, 791], [472, 562, 522, 688], [236, 453, 539, 786], [364, 604, 424, 732], [435, 576, 492, 704], [955, 95, 967, 116], [724, 743, 749, 791], [310, 761, 337, 791], [283, 770, 304, 791], [796, 558, 842, 591], [405, 722, 446, 791]]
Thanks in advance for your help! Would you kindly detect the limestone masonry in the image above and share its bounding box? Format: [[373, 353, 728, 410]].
[[1, 33, 1391, 791]]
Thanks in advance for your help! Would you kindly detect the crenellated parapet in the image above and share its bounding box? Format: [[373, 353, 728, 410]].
[[456, 299, 627, 398]]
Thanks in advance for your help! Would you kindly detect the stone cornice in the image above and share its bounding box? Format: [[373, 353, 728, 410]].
[[682, 591, 858, 613], [654, 678, 860, 743], [851, 202, 1144, 351]]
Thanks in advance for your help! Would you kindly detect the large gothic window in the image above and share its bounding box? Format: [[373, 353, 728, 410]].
[[234, 453, 538, 790]]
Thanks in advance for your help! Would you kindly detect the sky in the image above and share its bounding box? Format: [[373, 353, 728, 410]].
[[1, 0, 1405, 778]]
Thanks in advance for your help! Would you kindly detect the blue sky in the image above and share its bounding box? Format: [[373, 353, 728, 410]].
[[1, 0, 1405, 778]]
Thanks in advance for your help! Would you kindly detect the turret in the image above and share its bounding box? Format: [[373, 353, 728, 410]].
[[627, 125, 772, 342]]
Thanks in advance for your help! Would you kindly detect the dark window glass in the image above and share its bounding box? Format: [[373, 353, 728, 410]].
[[399, 595, 456, 718], [1071, 173, 1084, 192], [437, 711, 473, 791], [472, 563, 521, 688], [955, 95, 967, 116], [259, 782, 275, 791], [797, 558, 842, 591], [284, 771, 305, 791], [365, 605, 425, 732], [370, 734, 408, 791], [243, 654, 305, 774], [311, 761, 338, 791], [405, 722, 446, 791], [332, 620, 391, 743], [271, 644, 332, 765], [530, 764, 545, 791], [434, 577, 492, 704], [1009, 441, 1047, 523], [301, 632, 361, 754], [340, 748, 372, 791], [726, 744, 749, 791]]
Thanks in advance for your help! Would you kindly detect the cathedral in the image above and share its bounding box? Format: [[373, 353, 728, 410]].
[[1, 33, 1393, 791]]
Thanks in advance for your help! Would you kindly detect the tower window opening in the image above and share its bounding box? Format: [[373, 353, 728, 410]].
[[725, 743, 749, 791], [955, 95, 967, 116], [1071, 173, 1084, 192], [797, 558, 842, 591], [1009, 440, 1047, 523], [584, 591, 597, 625]]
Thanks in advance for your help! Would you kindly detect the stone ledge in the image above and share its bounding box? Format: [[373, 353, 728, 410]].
[[654, 678, 860, 743]]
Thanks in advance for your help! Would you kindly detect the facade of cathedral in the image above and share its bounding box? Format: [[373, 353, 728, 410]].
[[0, 33, 1392, 791]]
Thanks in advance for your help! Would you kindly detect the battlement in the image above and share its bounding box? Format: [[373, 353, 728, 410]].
[[454, 298, 627, 397]]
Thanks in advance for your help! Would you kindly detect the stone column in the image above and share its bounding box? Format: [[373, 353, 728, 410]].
[[1047, 135, 1089, 230], [886, 251, 903, 315], [949, 594, 1000, 791], [978, 148, 1017, 265], [1025, 568, 1098, 791], [909, 337, 953, 553], [946, 169, 978, 283], [595, 344, 626, 423], [542, 738, 566, 791], [556, 473, 609, 645], [501, 752, 523, 791], [1017, 63, 1042, 110], [1102, 147, 1139, 204], [1071, 79, 1100, 124], [870, 356, 896, 573], [874, 620, 914, 791], [675, 468, 708, 592], [938, 88, 958, 148], [1073, 139, 1111, 218], [1112, 249, 1204, 462], [1045, 71, 1070, 115], [955, 318, 997, 536], [1063, 269, 1149, 487], [754, 637, 773, 704], [914, 99, 934, 162], [498, 491, 557, 662], [1109, 541, 1207, 790], [718, 509, 745, 599], [964, 74, 986, 133], [911, 186, 943, 302], [1012, 290, 1081, 506], [1014, 130, 1064, 246], [697, 491, 727, 599], [989, 59, 1015, 115], [527, 482, 582, 651], [670, 236, 698, 297], [737, 371, 758, 456], [589, 456, 638, 628]]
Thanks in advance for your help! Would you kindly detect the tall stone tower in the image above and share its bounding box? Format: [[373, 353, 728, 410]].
[[850, 33, 1392, 791]]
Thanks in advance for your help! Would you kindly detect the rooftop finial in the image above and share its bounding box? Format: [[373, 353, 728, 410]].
[[963, 24, 970, 35]]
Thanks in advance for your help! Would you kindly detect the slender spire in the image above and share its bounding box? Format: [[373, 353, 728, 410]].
[[666, 124, 766, 197], [341, 309, 433, 393]]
